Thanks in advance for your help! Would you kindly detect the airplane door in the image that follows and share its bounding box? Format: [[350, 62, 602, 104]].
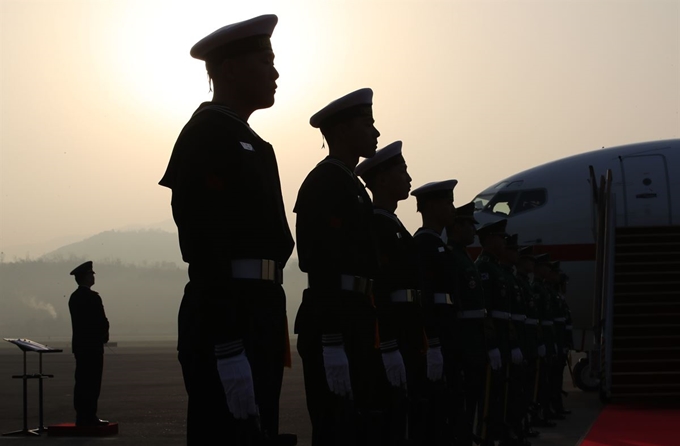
[[620, 154, 672, 226]]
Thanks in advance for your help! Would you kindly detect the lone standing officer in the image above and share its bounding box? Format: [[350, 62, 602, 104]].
[[294, 88, 383, 445], [355, 141, 427, 445], [68, 261, 109, 426], [159, 14, 295, 445]]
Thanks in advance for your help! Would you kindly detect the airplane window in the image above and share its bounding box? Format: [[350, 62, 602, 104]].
[[484, 191, 518, 216], [515, 189, 547, 213], [479, 189, 546, 216], [473, 194, 495, 211]]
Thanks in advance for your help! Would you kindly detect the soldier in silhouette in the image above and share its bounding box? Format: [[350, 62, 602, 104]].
[[68, 260, 110, 426], [159, 14, 295, 445]]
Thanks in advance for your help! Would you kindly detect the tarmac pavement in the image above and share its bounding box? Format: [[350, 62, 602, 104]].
[[0, 340, 601, 445]]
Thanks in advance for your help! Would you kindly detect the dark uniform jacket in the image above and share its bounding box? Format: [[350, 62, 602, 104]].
[[159, 103, 294, 349], [532, 278, 557, 356], [476, 251, 518, 357], [449, 242, 496, 358], [372, 209, 423, 349], [413, 228, 458, 349], [69, 286, 109, 354], [504, 265, 527, 356], [517, 272, 540, 361], [293, 156, 378, 337]]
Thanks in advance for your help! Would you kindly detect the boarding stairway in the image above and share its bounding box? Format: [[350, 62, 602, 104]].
[[608, 226, 680, 399]]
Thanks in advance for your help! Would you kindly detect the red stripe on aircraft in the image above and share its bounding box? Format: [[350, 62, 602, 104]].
[[467, 243, 597, 262]]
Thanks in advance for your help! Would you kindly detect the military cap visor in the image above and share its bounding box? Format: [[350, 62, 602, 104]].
[[476, 219, 508, 239], [70, 261, 94, 276], [190, 14, 278, 61], [355, 141, 403, 178], [453, 201, 479, 224], [534, 253, 551, 265], [518, 245, 534, 258], [310, 88, 373, 129], [410, 179, 458, 202]]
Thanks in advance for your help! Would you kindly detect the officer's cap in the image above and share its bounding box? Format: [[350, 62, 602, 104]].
[[476, 219, 508, 242], [534, 253, 551, 265], [410, 179, 458, 202], [190, 14, 278, 62], [310, 88, 373, 130], [355, 141, 404, 178], [518, 245, 534, 259], [70, 261, 94, 276], [550, 260, 561, 271], [454, 201, 479, 224]]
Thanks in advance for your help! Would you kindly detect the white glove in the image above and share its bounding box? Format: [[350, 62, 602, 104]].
[[426, 346, 444, 382], [322, 344, 352, 397], [537, 344, 546, 358], [511, 347, 524, 365], [216, 352, 257, 420], [382, 350, 407, 388], [488, 348, 502, 371]]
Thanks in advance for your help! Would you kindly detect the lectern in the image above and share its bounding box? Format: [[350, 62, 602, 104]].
[[2, 338, 62, 436]]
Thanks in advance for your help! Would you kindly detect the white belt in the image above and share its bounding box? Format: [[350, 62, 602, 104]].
[[511, 314, 527, 322], [525, 318, 539, 325], [491, 310, 511, 320], [433, 293, 454, 305], [541, 320, 554, 326], [390, 289, 421, 303], [458, 309, 487, 319], [554, 317, 567, 322], [231, 259, 282, 283], [340, 274, 373, 295], [566, 325, 573, 330]]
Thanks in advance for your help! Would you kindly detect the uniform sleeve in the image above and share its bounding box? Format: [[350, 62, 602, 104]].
[[166, 119, 251, 351], [294, 167, 364, 275], [414, 237, 442, 344], [372, 219, 400, 346], [476, 262, 498, 350], [98, 295, 109, 344]]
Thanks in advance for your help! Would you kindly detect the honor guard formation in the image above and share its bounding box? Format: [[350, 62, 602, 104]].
[[155, 13, 575, 446]]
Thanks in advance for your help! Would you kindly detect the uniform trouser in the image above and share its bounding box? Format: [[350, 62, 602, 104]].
[[296, 291, 386, 446], [537, 356, 553, 415], [480, 365, 506, 443], [73, 352, 103, 421], [382, 343, 427, 446], [178, 281, 287, 446], [550, 354, 567, 412], [523, 356, 539, 422], [461, 356, 486, 445], [507, 362, 527, 438], [424, 346, 461, 446]]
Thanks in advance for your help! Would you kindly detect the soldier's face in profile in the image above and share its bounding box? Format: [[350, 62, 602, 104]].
[[230, 49, 279, 110], [384, 163, 411, 200], [434, 199, 455, 227], [460, 220, 476, 245], [345, 116, 380, 159], [505, 248, 519, 264]]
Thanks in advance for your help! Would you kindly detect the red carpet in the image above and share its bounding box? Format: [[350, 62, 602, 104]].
[[47, 422, 118, 436], [581, 404, 680, 446]]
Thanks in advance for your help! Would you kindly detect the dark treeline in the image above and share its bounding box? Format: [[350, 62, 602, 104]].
[[0, 258, 306, 342]]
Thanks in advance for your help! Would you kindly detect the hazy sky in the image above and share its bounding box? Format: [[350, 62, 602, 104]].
[[1, 0, 678, 257]]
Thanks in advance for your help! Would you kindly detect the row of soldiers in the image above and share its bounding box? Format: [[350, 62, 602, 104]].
[[294, 126, 576, 445], [158, 13, 574, 446]]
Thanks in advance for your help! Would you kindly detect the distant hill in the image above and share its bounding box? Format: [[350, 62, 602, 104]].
[[41, 229, 184, 268], [1, 228, 308, 340]]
